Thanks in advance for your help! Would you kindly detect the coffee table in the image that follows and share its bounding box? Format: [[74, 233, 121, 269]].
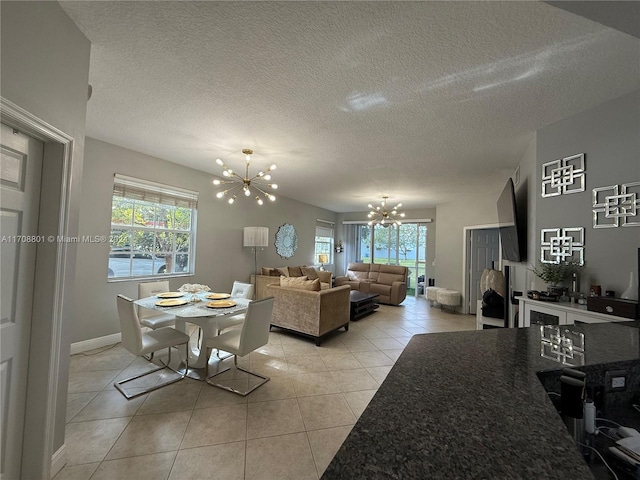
[[350, 291, 379, 321]]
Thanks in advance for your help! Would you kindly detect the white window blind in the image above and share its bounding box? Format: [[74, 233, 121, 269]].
[[113, 174, 198, 209]]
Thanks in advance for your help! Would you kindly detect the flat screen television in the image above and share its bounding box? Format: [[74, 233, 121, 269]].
[[497, 178, 522, 262]]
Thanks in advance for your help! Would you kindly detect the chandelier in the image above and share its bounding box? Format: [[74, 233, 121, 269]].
[[213, 149, 278, 205], [367, 196, 405, 226]]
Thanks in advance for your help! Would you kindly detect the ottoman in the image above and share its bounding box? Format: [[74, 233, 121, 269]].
[[426, 286, 442, 306], [436, 289, 461, 312]]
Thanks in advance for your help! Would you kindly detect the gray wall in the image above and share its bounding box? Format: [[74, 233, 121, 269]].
[[1, 0, 90, 465], [535, 89, 640, 296], [74, 138, 338, 342]]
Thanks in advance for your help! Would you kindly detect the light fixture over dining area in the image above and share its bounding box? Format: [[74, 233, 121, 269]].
[[367, 196, 405, 226], [213, 149, 278, 205]]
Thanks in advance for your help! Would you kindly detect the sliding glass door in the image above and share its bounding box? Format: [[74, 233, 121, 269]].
[[356, 223, 428, 296]]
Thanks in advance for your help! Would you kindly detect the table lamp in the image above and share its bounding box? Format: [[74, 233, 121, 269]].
[[318, 254, 329, 271]]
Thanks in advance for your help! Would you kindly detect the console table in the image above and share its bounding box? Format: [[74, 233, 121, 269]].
[[516, 296, 630, 327]]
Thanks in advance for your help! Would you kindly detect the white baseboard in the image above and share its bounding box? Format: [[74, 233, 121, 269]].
[[70, 333, 121, 355], [50, 443, 66, 479]]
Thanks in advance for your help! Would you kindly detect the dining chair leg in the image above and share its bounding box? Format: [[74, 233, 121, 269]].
[[205, 355, 269, 396]]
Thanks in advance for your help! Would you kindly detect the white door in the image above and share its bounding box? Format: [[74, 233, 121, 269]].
[[468, 228, 500, 314], [0, 123, 43, 480]]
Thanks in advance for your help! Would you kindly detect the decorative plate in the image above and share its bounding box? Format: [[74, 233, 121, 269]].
[[206, 300, 237, 308], [156, 292, 184, 298], [206, 293, 231, 300], [275, 223, 298, 259], [155, 298, 188, 307]]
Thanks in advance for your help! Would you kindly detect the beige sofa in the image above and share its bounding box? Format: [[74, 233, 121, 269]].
[[265, 284, 351, 345], [335, 263, 408, 305], [252, 266, 332, 300]]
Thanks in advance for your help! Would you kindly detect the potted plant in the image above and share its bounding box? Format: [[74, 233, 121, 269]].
[[531, 261, 583, 293]]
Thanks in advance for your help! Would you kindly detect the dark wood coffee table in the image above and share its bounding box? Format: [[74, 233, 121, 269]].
[[350, 291, 379, 321]]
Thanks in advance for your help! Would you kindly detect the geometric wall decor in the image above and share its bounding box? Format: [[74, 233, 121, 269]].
[[592, 181, 640, 228], [540, 227, 585, 265], [541, 153, 585, 197]]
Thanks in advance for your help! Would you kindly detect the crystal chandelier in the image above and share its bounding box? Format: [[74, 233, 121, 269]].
[[367, 196, 405, 226], [213, 149, 278, 205]]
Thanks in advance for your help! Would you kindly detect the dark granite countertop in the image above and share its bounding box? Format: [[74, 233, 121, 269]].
[[322, 321, 640, 480]]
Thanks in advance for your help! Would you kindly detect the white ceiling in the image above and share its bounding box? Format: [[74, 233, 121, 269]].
[[59, 1, 640, 213]]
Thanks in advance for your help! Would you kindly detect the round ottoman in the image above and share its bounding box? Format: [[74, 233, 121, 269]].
[[426, 286, 442, 305], [436, 289, 461, 312]]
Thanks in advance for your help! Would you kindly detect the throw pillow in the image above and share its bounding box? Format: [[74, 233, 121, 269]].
[[280, 276, 320, 291], [347, 271, 358, 281], [280, 275, 309, 288], [288, 265, 303, 277], [261, 267, 273, 276], [276, 267, 289, 277], [301, 266, 319, 280]]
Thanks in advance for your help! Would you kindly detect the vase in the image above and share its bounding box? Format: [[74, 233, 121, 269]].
[[621, 271, 638, 301]]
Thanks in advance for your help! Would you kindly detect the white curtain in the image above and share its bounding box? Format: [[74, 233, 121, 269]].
[[342, 224, 358, 275]]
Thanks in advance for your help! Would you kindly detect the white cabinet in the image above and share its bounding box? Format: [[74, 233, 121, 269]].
[[517, 297, 630, 327]]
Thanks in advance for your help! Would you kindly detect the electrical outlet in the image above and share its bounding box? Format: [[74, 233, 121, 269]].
[[612, 377, 626, 389], [605, 370, 627, 391]]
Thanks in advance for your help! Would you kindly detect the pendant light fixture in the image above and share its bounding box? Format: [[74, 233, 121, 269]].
[[367, 196, 405, 226], [213, 149, 278, 205]]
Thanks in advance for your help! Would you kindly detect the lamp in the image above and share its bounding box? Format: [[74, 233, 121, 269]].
[[213, 149, 278, 205], [318, 254, 329, 271], [244, 227, 269, 298], [367, 196, 405, 226]]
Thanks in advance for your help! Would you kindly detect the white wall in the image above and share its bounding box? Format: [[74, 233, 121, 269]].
[[1, 0, 90, 468], [74, 138, 338, 342], [434, 172, 513, 306]]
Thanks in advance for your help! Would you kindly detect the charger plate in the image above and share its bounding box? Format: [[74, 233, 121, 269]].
[[155, 298, 188, 307], [206, 293, 231, 300], [156, 292, 184, 299], [206, 300, 237, 308]]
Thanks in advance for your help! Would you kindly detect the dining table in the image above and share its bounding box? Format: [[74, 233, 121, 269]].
[[134, 291, 250, 380]]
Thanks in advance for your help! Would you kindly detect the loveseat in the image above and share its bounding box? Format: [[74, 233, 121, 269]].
[[335, 262, 408, 305], [252, 266, 332, 300], [265, 283, 350, 345]]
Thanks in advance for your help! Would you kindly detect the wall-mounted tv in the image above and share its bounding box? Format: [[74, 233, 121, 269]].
[[497, 178, 523, 262]]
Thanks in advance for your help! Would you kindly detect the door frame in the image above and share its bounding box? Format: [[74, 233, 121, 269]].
[[462, 223, 501, 315], [1, 97, 74, 479]]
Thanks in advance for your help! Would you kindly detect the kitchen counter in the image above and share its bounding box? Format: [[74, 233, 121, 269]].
[[322, 321, 640, 479]]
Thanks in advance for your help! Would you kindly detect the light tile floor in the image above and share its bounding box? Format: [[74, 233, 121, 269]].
[[57, 296, 475, 480]]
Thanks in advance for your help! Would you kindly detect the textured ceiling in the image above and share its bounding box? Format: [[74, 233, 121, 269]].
[[59, 1, 640, 213]]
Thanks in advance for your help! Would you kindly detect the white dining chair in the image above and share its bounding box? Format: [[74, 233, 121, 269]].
[[138, 280, 176, 329], [114, 294, 190, 399], [231, 281, 254, 300], [204, 296, 274, 396]]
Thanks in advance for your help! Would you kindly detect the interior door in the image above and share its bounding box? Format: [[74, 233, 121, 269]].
[[468, 228, 500, 314], [0, 123, 43, 480]]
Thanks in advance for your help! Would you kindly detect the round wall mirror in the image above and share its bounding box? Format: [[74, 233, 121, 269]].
[[275, 223, 298, 258]]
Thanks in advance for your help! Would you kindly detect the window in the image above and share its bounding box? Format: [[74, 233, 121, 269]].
[[108, 174, 198, 280], [314, 221, 334, 267]]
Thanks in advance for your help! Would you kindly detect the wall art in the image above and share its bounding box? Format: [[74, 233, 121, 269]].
[[541, 153, 585, 198], [275, 223, 298, 258], [540, 227, 584, 265], [592, 181, 640, 228]]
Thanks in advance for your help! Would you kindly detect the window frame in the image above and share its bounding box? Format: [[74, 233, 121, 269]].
[[108, 174, 198, 282]]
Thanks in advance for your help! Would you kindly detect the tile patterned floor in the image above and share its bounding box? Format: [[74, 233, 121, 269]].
[[56, 296, 475, 480]]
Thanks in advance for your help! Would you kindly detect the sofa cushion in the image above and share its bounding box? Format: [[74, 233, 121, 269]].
[[276, 267, 289, 277], [378, 272, 406, 285], [301, 266, 319, 280], [288, 265, 305, 277], [280, 275, 320, 291], [261, 267, 273, 276]]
